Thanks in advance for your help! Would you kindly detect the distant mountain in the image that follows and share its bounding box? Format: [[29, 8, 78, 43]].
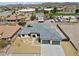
[[41, 2, 79, 7], [0, 2, 43, 6], [0, 2, 79, 8]]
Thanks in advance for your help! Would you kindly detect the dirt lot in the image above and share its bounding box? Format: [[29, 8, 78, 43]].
[[8, 37, 41, 54], [58, 23, 79, 52], [61, 41, 77, 56]]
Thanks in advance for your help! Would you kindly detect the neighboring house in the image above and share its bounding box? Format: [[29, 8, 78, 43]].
[[6, 14, 26, 22], [38, 17, 44, 23], [0, 11, 12, 17], [44, 8, 53, 11], [0, 24, 21, 40], [62, 5, 76, 13], [62, 16, 77, 23], [18, 8, 35, 13], [36, 13, 45, 23], [19, 23, 65, 45], [0, 14, 26, 24], [44, 8, 53, 13]]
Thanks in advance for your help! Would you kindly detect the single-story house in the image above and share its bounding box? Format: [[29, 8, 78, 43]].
[[19, 23, 63, 45], [56, 16, 77, 22], [38, 17, 44, 23], [36, 13, 45, 23], [44, 8, 64, 12], [44, 8, 53, 12], [18, 8, 35, 13], [6, 14, 26, 22], [0, 24, 21, 40]]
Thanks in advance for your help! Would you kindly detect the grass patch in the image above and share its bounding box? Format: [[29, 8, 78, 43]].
[[51, 13, 79, 16]]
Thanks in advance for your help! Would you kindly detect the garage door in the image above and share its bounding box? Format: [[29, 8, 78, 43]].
[[42, 40, 50, 44], [52, 41, 60, 45]]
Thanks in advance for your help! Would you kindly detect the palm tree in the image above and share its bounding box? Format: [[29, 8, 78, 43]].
[[30, 12, 36, 21]]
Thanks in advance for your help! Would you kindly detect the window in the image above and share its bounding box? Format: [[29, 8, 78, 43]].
[[22, 34, 25, 37], [37, 34, 40, 36], [32, 35, 36, 37], [52, 41, 60, 45], [28, 34, 30, 36]]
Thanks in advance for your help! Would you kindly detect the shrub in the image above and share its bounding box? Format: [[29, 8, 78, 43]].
[[0, 40, 8, 49], [18, 22, 26, 26], [30, 15, 36, 21]]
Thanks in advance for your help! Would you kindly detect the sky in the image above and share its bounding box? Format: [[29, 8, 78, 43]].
[[0, 2, 43, 5]]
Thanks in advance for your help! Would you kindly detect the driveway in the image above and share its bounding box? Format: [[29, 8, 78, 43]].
[[41, 44, 65, 56]]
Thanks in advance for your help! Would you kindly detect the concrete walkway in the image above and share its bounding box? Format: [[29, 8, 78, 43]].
[[41, 44, 65, 56]]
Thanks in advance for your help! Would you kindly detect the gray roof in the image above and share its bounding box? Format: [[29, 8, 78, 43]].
[[19, 23, 62, 41]]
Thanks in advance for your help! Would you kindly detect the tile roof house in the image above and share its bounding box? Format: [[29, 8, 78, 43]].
[[0, 24, 21, 40], [6, 14, 26, 22]]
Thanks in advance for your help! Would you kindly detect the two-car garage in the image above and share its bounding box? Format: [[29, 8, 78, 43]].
[[41, 40, 60, 45]]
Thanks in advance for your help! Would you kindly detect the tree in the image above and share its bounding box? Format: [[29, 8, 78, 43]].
[[44, 11, 49, 14], [49, 13, 53, 19], [30, 13, 36, 21], [53, 7, 57, 14], [35, 8, 38, 12], [0, 40, 8, 49], [18, 21, 26, 26], [1, 16, 7, 23], [69, 17, 71, 22], [75, 9, 79, 13], [50, 10, 53, 13], [12, 10, 16, 15], [0, 16, 2, 22]]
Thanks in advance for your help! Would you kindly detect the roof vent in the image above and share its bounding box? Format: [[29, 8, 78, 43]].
[[27, 25, 32, 27]]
